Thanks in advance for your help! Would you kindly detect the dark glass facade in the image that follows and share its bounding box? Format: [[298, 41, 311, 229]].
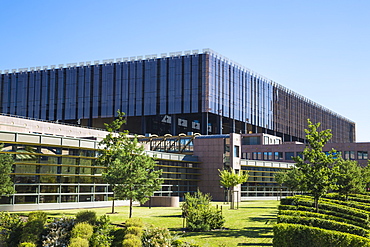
[[0, 50, 355, 142]]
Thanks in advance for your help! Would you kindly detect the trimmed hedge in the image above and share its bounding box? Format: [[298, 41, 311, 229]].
[[279, 209, 369, 229], [273, 223, 370, 247], [281, 196, 369, 220], [278, 204, 369, 227], [277, 215, 370, 237], [319, 197, 370, 213]]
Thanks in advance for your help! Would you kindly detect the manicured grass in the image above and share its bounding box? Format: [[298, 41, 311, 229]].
[[15, 200, 279, 246]]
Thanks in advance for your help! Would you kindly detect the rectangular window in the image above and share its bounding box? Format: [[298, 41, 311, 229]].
[[285, 152, 295, 160], [234, 146, 240, 157], [274, 152, 283, 160], [357, 151, 368, 160]]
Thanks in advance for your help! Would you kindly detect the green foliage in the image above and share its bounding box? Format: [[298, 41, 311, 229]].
[[125, 227, 143, 238], [122, 234, 142, 247], [278, 204, 369, 228], [90, 215, 114, 247], [125, 218, 144, 228], [277, 215, 370, 237], [141, 226, 173, 247], [186, 204, 225, 231], [293, 119, 341, 212], [279, 209, 369, 230], [171, 239, 201, 247], [97, 110, 163, 217], [68, 237, 89, 247], [42, 217, 75, 247], [0, 211, 25, 247], [274, 171, 287, 186], [182, 190, 224, 231], [336, 160, 365, 199], [0, 152, 15, 196], [18, 243, 36, 247], [281, 196, 369, 220], [219, 169, 248, 205], [219, 169, 249, 189], [181, 189, 211, 218], [111, 228, 125, 247], [71, 222, 94, 240], [20, 211, 48, 244], [75, 210, 97, 225], [273, 223, 370, 247]]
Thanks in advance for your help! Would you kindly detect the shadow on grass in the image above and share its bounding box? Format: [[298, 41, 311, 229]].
[[154, 214, 183, 218], [174, 227, 273, 239], [170, 206, 277, 246], [237, 243, 272, 246]]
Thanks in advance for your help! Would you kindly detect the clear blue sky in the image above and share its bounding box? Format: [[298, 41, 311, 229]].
[[1, 0, 369, 141]]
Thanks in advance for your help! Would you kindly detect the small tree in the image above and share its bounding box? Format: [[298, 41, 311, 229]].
[[293, 119, 340, 212], [97, 111, 163, 217], [274, 171, 287, 200], [284, 167, 305, 194], [0, 151, 15, 196], [336, 159, 364, 200], [219, 169, 248, 208]]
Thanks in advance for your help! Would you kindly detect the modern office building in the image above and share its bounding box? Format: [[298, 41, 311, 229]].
[[0, 114, 200, 211], [0, 49, 355, 143], [0, 114, 367, 211]]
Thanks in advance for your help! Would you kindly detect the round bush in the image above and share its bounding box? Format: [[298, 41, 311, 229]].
[[18, 243, 36, 247], [75, 210, 97, 225], [122, 234, 142, 247], [68, 237, 89, 247], [71, 222, 93, 240], [125, 226, 143, 238]]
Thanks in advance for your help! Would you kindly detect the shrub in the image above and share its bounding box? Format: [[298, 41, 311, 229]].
[[281, 196, 369, 220], [111, 228, 125, 247], [71, 222, 94, 240], [186, 204, 225, 231], [125, 218, 144, 228], [181, 189, 211, 218], [28, 211, 47, 222], [18, 243, 36, 247], [279, 209, 369, 229], [277, 215, 370, 237], [125, 226, 143, 238], [0, 212, 24, 247], [68, 237, 89, 247], [278, 204, 369, 227], [20, 211, 48, 244], [142, 226, 173, 247], [90, 215, 114, 247], [122, 234, 141, 247], [75, 210, 97, 225], [273, 223, 370, 247], [42, 217, 75, 247], [182, 190, 224, 231]]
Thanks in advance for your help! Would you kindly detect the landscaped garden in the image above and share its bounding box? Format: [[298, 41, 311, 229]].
[[2, 200, 279, 247]]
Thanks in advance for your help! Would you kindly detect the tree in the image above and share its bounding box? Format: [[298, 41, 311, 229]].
[[284, 167, 305, 194], [293, 119, 340, 212], [274, 171, 287, 200], [362, 164, 370, 192], [97, 111, 163, 217], [219, 169, 248, 209], [336, 159, 364, 200], [0, 152, 15, 196]]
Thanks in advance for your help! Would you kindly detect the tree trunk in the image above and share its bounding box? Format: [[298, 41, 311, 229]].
[[129, 198, 133, 218], [111, 194, 115, 214], [314, 197, 319, 213]]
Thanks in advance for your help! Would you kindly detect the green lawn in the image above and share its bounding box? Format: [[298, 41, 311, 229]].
[[16, 200, 279, 247]]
